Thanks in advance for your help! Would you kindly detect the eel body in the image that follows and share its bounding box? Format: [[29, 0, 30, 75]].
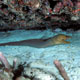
[[0, 34, 72, 48]]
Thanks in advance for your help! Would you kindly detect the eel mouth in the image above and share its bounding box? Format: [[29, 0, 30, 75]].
[[66, 36, 72, 39]]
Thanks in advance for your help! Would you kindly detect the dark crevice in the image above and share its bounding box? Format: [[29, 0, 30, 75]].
[[12, 64, 24, 80], [48, 0, 60, 9]]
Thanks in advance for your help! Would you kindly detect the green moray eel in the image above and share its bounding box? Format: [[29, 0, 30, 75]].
[[0, 34, 72, 48]]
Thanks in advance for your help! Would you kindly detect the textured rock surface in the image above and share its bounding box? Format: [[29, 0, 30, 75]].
[[0, 0, 80, 31]]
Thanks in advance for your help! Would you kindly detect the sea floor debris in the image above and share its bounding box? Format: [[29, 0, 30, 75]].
[[0, 51, 70, 80]]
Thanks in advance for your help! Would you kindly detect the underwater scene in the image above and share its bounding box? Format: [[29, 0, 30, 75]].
[[0, 0, 80, 80], [0, 29, 80, 80]]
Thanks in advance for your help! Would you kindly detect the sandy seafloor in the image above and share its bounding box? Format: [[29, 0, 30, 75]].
[[0, 29, 80, 80]]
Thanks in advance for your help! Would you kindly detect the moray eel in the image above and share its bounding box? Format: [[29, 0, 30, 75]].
[[0, 34, 71, 48]]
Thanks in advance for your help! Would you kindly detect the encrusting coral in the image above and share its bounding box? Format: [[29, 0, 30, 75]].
[[0, 0, 80, 30]]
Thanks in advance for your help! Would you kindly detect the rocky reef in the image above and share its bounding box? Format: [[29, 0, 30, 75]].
[[0, 0, 80, 31]]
